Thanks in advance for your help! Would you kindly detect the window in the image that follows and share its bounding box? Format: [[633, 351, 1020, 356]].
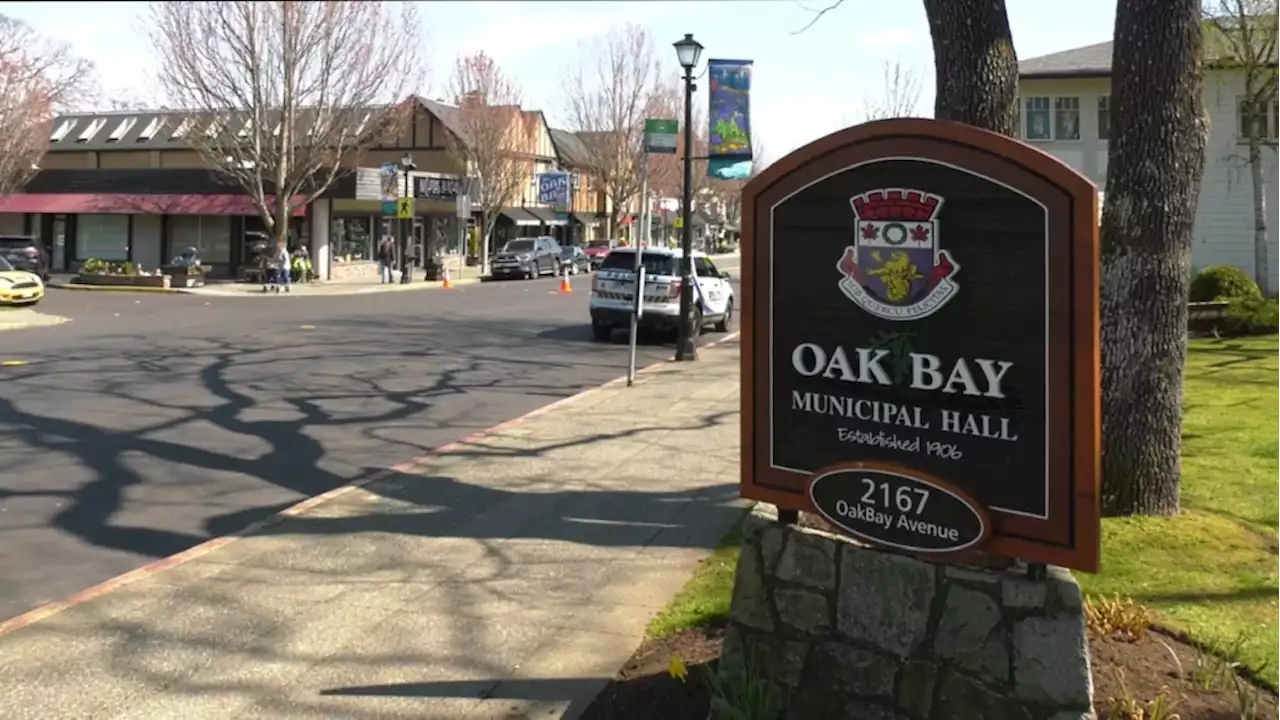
[[331, 217, 374, 262], [76, 118, 107, 143], [75, 215, 129, 261], [170, 117, 193, 139], [168, 215, 231, 264], [599, 250, 680, 276], [1097, 96, 1111, 141], [137, 117, 164, 141], [1013, 103, 1021, 139], [107, 117, 137, 142], [1239, 98, 1269, 142], [1024, 97, 1051, 140], [50, 119, 75, 142], [1054, 97, 1080, 140], [694, 257, 721, 277]]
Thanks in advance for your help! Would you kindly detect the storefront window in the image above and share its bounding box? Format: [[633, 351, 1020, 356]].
[[169, 215, 232, 263], [331, 216, 374, 262], [76, 214, 129, 260]]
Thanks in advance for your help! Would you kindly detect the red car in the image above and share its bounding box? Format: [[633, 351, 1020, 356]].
[[583, 239, 614, 269]]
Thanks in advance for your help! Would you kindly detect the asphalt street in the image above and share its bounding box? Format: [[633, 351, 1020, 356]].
[[0, 263, 740, 622]]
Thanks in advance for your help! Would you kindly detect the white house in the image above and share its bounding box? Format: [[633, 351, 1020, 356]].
[[1018, 40, 1279, 292]]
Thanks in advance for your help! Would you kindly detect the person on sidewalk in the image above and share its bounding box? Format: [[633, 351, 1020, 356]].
[[377, 236, 397, 284]]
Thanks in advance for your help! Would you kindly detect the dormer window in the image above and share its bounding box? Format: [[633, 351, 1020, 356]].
[[237, 118, 253, 137], [50, 119, 76, 142], [106, 117, 138, 142], [137, 117, 164, 141], [76, 118, 108, 143], [170, 117, 194, 139], [205, 117, 223, 137]]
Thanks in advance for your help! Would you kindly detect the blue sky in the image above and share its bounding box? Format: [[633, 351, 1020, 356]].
[[1, 0, 1117, 161]]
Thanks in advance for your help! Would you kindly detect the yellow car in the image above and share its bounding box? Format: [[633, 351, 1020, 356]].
[[0, 255, 44, 306]]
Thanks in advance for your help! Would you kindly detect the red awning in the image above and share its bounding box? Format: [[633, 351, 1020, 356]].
[[0, 193, 307, 217]]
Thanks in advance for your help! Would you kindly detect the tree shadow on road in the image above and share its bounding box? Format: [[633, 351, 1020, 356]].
[[0, 311, 678, 584]]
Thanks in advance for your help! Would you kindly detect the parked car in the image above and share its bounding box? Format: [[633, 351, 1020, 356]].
[[558, 245, 591, 275], [0, 235, 49, 280], [0, 254, 44, 306], [588, 247, 734, 341], [583, 239, 613, 269], [491, 236, 561, 279]]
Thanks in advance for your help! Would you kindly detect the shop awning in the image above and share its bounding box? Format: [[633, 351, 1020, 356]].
[[567, 212, 598, 226], [0, 193, 307, 216], [522, 207, 567, 226], [498, 207, 541, 226]]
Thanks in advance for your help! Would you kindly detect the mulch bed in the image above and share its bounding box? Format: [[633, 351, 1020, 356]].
[[579, 622, 1278, 720]]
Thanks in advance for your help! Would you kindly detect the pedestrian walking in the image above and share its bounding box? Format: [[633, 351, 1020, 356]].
[[377, 236, 397, 284]]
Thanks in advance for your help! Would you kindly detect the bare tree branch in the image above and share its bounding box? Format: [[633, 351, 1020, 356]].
[[861, 59, 923, 121], [146, 1, 424, 248], [1203, 0, 1278, 292], [792, 0, 845, 35], [0, 13, 93, 195], [445, 51, 533, 268], [559, 23, 660, 241]]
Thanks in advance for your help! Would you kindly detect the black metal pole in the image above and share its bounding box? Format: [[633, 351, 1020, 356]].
[[400, 166, 411, 283], [674, 66, 698, 362]]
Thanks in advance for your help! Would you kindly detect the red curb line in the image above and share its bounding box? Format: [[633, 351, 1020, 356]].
[[0, 332, 740, 639]]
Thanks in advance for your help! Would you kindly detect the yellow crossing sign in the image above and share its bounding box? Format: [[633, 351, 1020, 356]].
[[397, 197, 414, 219]]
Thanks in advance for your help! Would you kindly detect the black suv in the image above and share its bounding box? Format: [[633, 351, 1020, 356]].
[[0, 235, 48, 279], [491, 236, 561, 279]]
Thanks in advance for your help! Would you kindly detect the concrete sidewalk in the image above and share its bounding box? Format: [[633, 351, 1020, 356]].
[[0, 338, 744, 720]]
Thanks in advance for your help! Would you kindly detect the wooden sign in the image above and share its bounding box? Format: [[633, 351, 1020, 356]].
[[739, 118, 1101, 572]]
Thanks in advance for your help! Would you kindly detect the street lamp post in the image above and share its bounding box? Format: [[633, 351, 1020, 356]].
[[673, 33, 703, 362], [399, 152, 416, 284]]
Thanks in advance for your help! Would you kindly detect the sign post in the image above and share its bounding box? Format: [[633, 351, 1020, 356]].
[[627, 154, 650, 388], [739, 118, 1101, 572]]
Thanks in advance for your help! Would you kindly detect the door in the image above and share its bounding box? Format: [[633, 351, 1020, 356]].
[[693, 257, 731, 316], [52, 215, 66, 270]]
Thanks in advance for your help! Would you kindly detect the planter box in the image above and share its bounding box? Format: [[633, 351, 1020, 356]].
[[75, 274, 172, 289], [465, 255, 481, 267], [160, 265, 208, 288]]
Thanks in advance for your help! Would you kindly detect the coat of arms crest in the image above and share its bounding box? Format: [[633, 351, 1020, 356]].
[[837, 188, 961, 321]]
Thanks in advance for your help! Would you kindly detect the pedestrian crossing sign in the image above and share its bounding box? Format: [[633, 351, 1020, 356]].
[[397, 197, 414, 219]]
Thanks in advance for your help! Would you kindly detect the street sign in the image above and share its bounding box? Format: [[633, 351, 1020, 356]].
[[382, 200, 397, 217], [739, 118, 1101, 572], [674, 215, 684, 230], [456, 194, 472, 219], [396, 197, 414, 220], [644, 119, 678, 154]]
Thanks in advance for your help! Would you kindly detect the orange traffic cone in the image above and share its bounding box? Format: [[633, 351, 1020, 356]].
[[441, 266, 454, 289], [559, 267, 573, 294]]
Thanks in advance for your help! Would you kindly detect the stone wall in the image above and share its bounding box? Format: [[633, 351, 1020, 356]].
[[720, 505, 1094, 720]]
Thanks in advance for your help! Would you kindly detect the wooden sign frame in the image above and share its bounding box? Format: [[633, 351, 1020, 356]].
[[739, 118, 1100, 572]]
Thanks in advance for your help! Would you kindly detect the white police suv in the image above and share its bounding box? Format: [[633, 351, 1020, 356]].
[[588, 246, 734, 341]]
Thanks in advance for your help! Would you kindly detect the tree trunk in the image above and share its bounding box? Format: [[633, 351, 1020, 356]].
[[922, 0, 1018, 135], [1248, 138, 1269, 295], [1099, 0, 1208, 516]]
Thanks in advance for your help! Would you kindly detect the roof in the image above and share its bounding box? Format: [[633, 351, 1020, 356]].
[[548, 128, 592, 168], [42, 96, 459, 153], [1018, 41, 1113, 78]]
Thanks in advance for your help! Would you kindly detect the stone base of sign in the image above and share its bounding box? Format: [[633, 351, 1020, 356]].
[[720, 504, 1095, 720]]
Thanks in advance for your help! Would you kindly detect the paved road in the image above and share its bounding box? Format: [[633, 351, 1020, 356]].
[[0, 263, 740, 622]]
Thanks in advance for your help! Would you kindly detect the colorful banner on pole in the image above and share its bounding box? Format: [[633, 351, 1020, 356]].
[[707, 59, 754, 181], [537, 172, 570, 211]]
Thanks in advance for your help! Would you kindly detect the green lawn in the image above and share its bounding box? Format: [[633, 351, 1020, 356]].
[[1078, 334, 1279, 686], [650, 335, 1279, 687]]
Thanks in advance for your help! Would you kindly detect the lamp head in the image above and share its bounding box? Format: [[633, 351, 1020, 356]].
[[400, 153, 416, 169], [673, 33, 703, 72]]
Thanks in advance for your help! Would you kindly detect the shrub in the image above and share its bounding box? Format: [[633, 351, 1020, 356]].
[[1221, 297, 1279, 336], [1189, 265, 1261, 302]]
